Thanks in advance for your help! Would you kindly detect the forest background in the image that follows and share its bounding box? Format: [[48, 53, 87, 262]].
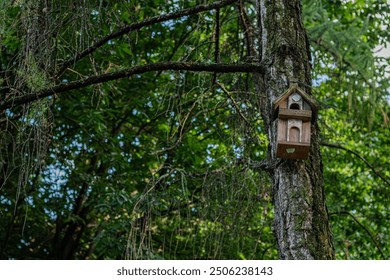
[[0, 0, 389, 260]]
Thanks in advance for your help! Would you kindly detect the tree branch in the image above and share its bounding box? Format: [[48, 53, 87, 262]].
[[55, 0, 238, 78], [329, 211, 386, 259], [321, 142, 390, 187], [1, 62, 264, 111], [212, 8, 220, 85], [238, 0, 257, 57]]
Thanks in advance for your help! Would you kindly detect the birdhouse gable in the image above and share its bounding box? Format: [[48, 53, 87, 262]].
[[273, 84, 318, 123]]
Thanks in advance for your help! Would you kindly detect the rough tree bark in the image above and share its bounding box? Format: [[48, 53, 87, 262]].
[[255, 0, 335, 259]]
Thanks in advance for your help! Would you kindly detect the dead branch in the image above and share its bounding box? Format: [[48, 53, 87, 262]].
[[55, 0, 238, 78], [1, 62, 264, 111]]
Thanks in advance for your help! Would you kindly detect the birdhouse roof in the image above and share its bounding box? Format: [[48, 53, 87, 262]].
[[273, 84, 319, 122], [274, 84, 318, 110]]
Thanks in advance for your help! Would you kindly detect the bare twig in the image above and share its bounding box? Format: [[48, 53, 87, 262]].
[[330, 211, 386, 259], [0, 113, 23, 125], [55, 0, 238, 78], [216, 81, 251, 126], [321, 142, 390, 187]]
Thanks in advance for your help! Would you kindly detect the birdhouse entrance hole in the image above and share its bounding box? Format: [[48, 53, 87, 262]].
[[290, 103, 300, 110]]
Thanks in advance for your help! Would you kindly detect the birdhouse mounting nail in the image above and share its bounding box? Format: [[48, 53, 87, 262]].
[[273, 84, 318, 160]]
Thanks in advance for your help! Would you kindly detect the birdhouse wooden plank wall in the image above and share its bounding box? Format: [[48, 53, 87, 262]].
[[273, 84, 318, 160]]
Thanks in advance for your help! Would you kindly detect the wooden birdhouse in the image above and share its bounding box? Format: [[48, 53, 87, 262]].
[[273, 84, 318, 160]]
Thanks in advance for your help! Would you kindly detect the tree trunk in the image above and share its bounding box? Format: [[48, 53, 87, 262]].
[[255, 0, 335, 259]]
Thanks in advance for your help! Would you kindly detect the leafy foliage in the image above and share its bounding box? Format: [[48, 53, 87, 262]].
[[304, 0, 390, 259]]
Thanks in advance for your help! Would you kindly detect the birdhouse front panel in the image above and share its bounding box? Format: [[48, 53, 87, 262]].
[[273, 85, 318, 160], [276, 117, 311, 160]]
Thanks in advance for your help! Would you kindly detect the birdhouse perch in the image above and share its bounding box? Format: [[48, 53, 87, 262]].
[[273, 84, 318, 160]]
